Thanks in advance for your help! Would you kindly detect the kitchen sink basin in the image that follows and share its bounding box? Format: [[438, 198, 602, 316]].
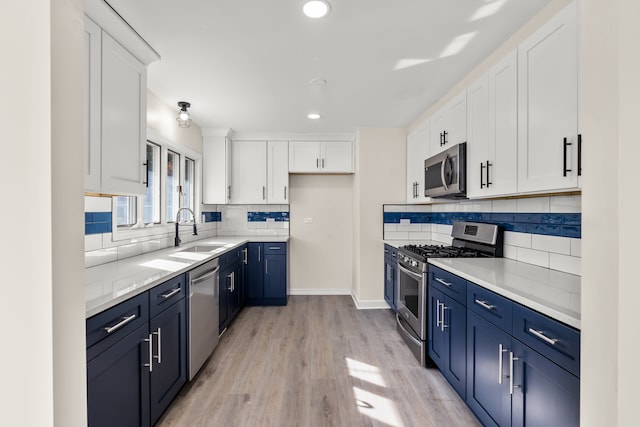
[[178, 245, 224, 253]]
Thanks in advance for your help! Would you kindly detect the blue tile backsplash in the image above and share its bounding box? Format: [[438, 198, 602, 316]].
[[202, 211, 222, 223], [248, 211, 290, 222], [383, 211, 581, 238], [85, 211, 112, 235]]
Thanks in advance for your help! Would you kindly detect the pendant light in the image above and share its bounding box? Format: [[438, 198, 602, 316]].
[[176, 101, 192, 128]]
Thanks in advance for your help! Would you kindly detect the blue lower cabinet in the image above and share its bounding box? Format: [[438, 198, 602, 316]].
[[511, 339, 580, 427], [246, 242, 288, 306], [87, 323, 151, 427], [466, 310, 512, 427], [87, 274, 187, 427]]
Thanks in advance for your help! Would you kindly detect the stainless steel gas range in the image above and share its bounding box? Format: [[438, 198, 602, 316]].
[[395, 221, 503, 366]]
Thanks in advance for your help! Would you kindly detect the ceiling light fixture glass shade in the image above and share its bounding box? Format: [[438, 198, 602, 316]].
[[303, 0, 331, 18], [176, 101, 192, 128]]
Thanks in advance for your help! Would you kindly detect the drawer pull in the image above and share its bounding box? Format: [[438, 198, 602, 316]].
[[435, 277, 452, 287], [528, 328, 558, 346], [160, 288, 181, 299], [268, 246, 280, 250], [103, 314, 136, 334], [474, 299, 495, 311]]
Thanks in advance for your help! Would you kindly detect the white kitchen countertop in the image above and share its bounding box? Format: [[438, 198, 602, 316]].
[[85, 236, 289, 318], [428, 258, 581, 330]]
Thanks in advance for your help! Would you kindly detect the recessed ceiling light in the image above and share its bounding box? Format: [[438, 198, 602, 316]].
[[303, 1, 331, 19], [307, 113, 322, 120], [310, 78, 327, 86]]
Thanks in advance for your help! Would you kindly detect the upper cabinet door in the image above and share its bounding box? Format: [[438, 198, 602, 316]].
[[231, 141, 267, 204], [406, 122, 431, 203], [84, 17, 102, 193], [517, 0, 579, 193], [466, 74, 490, 199], [320, 141, 354, 173], [100, 32, 146, 195], [267, 141, 289, 203], [446, 92, 467, 147], [202, 135, 232, 204], [288, 142, 320, 172]]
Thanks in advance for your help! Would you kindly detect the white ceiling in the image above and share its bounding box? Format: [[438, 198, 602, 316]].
[[106, 0, 551, 133]]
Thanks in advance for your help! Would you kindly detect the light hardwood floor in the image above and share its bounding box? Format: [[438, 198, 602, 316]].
[[158, 295, 481, 427]]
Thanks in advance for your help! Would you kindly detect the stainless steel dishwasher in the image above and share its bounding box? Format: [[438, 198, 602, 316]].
[[186, 258, 220, 380]]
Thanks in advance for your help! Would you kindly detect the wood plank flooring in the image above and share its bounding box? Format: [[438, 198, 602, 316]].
[[157, 295, 481, 427]]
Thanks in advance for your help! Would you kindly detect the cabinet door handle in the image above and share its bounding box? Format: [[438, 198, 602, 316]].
[[265, 258, 269, 275], [153, 328, 162, 364], [527, 328, 559, 346], [498, 343, 508, 384], [474, 299, 495, 311], [436, 300, 442, 329], [486, 161, 492, 187], [563, 137, 572, 177], [441, 304, 449, 331], [258, 245, 261, 262], [316, 158, 319, 168], [104, 314, 136, 334], [227, 185, 231, 201], [284, 186, 287, 200], [435, 277, 452, 287], [440, 132, 444, 146], [144, 334, 153, 372], [268, 246, 280, 250], [509, 351, 520, 395], [160, 288, 181, 299], [577, 134, 582, 176], [322, 158, 325, 168], [443, 130, 448, 145], [243, 248, 248, 264], [262, 186, 266, 200], [480, 162, 485, 188], [143, 162, 149, 187]]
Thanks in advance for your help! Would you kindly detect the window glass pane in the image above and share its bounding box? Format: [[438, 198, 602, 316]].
[[143, 142, 161, 224], [167, 150, 180, 222], [182, 157, 195, 222], [115, 196, 136, 227]]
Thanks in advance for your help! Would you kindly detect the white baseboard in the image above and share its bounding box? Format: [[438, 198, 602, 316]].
[[350, 290, 391, 310], [289, 288, 352, 296]]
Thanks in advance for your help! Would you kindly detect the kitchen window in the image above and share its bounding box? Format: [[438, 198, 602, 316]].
[[182, 156, 195, 222], [167, 150, 180, 223], [144, 142, 161, 224], [115, 196, 136, 227]]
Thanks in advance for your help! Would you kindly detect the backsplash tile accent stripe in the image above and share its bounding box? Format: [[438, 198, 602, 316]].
[[248, 211, 290, 222], [85, 212, 112, 235], [202, 211, 222, 223], [383, 212, 581, 238]]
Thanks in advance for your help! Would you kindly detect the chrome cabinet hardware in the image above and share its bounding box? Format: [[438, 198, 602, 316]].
[[243, 248, 248, 264], [528, 328, 559, 345], [509, 351, 520, 395], [441, 304, 449, 331], [258, 245, 261, 262], [228, 272, 235, 292], [436, 300, 442, 329], [498, 344, 508, 384], [474, 299, 495, 311], [435, 277, 453, 287], [160, 288, 181, 299], [262, 186, 266, 200], [284, 186, 287, 199], [227, 185, 231, 201], [265, 258, 269, 274], [153, 328, 162, 364], [144, 334, 153, 372], [268, 246, 280, 250], [104, 314, 136, 334]]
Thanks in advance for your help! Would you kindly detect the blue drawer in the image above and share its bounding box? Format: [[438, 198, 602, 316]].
[[467, 282, 513, 334], [264, 242, 287, 255], [429, 265, 466, 305], [149, 274, 186, 318], [513, 303, 580, 377]]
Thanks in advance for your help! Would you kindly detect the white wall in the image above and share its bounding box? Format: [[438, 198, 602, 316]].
[[289, 175, 354, 294], [352, 128, 407, 305], [147, 89, 203, 154], [1, 0, 85, 426], [580, 0, 640, 425]]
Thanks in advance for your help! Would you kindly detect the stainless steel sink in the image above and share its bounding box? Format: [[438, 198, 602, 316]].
[[178, 245, 224, 253]]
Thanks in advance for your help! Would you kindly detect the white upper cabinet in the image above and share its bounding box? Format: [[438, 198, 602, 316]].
[[467, 50, 518, 198], [288, 141, 354, 173], [83, 1, 159, 195], [100, 32, 147, 195], [430, 92, 467, 155], [231, 141, 268, 204], [406, 121, 431, 203], [267, 141, 289, 204], [202, 132, 232, 204], [517, 0, 579, 193], [228, 140, 289, 204]]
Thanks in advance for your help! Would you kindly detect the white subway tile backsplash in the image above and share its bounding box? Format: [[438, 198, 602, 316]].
[[516, 247, 550, 268], [398, 223, 422, 232], [256, 229, 277, 236], [433, 224, 453, 234], [531, 234, 571, 255], [408, 231, 431, 240], [384, 224, 398, 232], [85, 234, 103, 252], [102, 233, 130, 249], [405, 205, 431, 213], [421, 224, 432, 232], [384, 205, 407, 212], [249, 222, 268, 229], [85, 248, 118, 268], [570, 239, 582, 257], [550, 253, 581, 275], [516, 197, 550, 213], [491, 199, 517, 212], [385, 231, 410, 240], [85, 196, 111, 212], [504, 232, 532, 248], [549, 195, 581, 213], [117, 244, 143, 260], [503, 244, 518, 260], [432, 233, 453, 245]]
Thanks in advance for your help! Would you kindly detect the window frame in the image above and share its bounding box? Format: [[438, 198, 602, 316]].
[[111, 129, 202, 242]]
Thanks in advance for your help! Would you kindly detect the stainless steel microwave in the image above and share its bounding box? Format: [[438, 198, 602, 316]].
[[424, 142, 467, 198]]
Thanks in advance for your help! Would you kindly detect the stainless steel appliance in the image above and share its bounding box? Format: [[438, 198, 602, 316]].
[[186, 258, 220, 380], [396, 221, 503, 366], [424, 142, 467, 198]]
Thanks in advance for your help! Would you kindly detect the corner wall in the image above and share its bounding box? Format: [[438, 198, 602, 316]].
[[352, 128, 407, 306]]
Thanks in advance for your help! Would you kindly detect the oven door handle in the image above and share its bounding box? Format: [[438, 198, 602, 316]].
[[397, 263, 424, 280], [396, 313, 422, 347]]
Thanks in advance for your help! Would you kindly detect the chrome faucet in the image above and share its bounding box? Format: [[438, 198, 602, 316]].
[[175, 207, 198, 247]]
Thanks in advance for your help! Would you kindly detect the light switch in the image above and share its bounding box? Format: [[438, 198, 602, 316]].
[[304, 217, 313, 223]]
